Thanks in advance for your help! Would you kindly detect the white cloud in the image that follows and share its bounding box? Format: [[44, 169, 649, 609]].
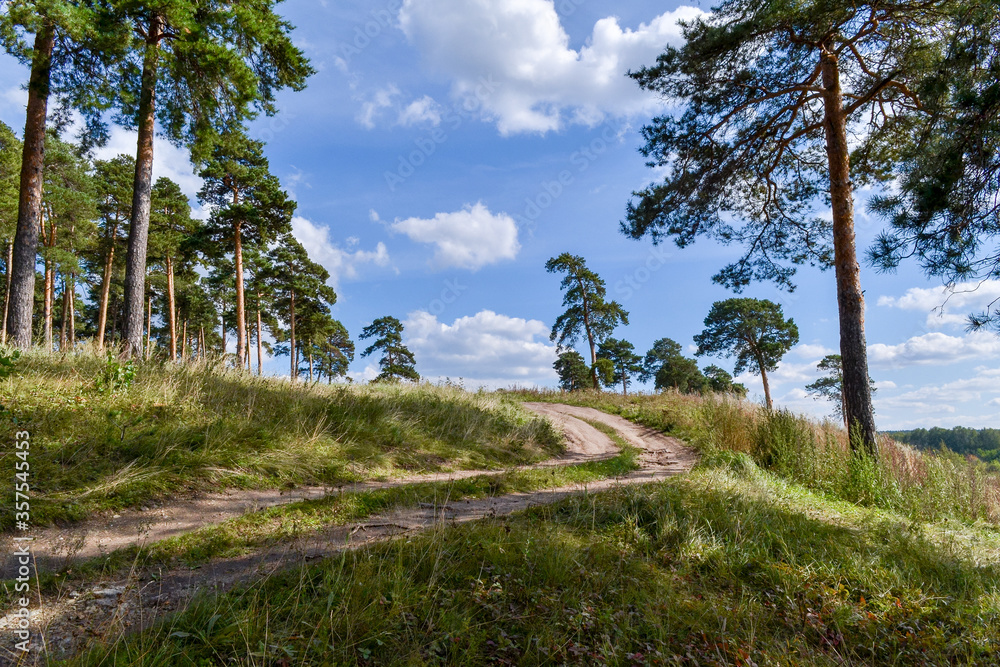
[[868, 331, 1000, 368], [398, 1, 702, 134], [792, 343, 837, 359], [291, 216, 391, 287], [878, 367, 1000, 408], [357, 84, 401, 129], [404, 309, 557, 383], [392, 202, 520, 270], [877, 280, 1000, 330], [397, 95, 442, 127]]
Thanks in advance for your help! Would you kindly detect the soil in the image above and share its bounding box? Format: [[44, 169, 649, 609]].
[[0, 403, 696, 664]]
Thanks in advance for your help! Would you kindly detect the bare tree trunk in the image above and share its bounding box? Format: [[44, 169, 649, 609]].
[[256, 297, 263, 376], [2, 241, 12, 346], [233, 222, 247, 369], [289, 289, 296, 381], [308, 348, 313, 382], [43, 258, 52, 351], [68, 272, 75, 349], [59, 275, 68, 351], [96, 232, 117, 351], [7, 21, 54, 349], [181, 319, 187, 361], [166, 255, 176, 361], [821, 48, 878, 457], [221, 309, 226, 355], [199, 325, 205, 360], [146, 293, 152, 361], [760, 365, 773, 412], [122, 13, 163, 358]]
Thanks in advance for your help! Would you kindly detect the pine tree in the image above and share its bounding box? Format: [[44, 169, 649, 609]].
[[106, 0, 313, 357], [360, 316, 419, 383], [198, 132, 294, 368]]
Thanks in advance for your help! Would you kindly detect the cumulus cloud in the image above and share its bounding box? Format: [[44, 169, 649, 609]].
[[397, 95, 442, 127], [792, 343, 837, 359], [398, 0, 702, 134], [875, 369, 1000, 421], [392, 202, 520, 270], [403, 309, 557, 384], [291, 216, 391, 287], [877, 280, 1000, 330], [868, 331, 1000, 368], [357, 84, 401, 129]]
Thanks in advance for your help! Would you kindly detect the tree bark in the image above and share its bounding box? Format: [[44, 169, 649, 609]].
[[199, 325, 205, 360], [43, 258, 52, 350], [7, 22, 55, 349], [289, 289, 296, 380], [2, 241, 11, 345], [308, 348, 313, 382], [256, 297, 263, 376], [181, 319, 187, 361], [122, 12, 163, 358], [233, 221, 247, 370], [820, 48, 878, 457], [577, 277, 599, 390], [96, 222, 118, 351], [68, 272, 75, 348], [59, 274, 68, 351], [146, 293, 152, 361], [759, 365, 773, 411], [166, 255, 176, 361]]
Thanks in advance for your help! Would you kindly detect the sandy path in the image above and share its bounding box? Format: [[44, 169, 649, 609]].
[[0, 403, 695, 664], [2, 408, 621, 575]]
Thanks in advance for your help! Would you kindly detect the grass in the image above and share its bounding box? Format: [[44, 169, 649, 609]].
[[68, 459, 1000, 666], [511, 388, 1000, 525], [4, 447, 640, 607], [0, 352, 560, 528]]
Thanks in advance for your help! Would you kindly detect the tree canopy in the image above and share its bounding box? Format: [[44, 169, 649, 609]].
[[360, 316, 419, 383], [547, 253, 628, 390], [597, 338, 643, 396], [694, 298, 799, 411], [622, 0, 952, 454]]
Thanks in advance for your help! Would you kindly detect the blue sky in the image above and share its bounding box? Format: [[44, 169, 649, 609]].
[[1, 0, 999, 430]]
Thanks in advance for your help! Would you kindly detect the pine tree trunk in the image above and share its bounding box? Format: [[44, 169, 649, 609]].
[[256, 298, 263, 376], [820, 48, 878, 457], [59, 275, 68, 351], [166, 255, 176, 361], [199, 325, 205, 360], [759, 365, 773, 411], [43, 258, 52, 351], [96, 229, 117, 351], [68, 272, 75, 348], [146, 293, 152, 361], [122, 12, 163, 358], [220, 307, 226, 356], [7, 21, 55, 349], [234, 222, 247, 369], [289, 289, 296, 381], [181, 319, 187, 361], [2, 241, 12, 346], [577, 280, 600, 390], [308, 348, 313, 382]]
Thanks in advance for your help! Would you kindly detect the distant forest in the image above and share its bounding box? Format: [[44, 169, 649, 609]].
[[889, 427, 1000, 462]]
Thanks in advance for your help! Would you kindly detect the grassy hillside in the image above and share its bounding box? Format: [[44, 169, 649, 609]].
[[511, 388, 1000, 525], [0, 353, 560, 528], [73, 459, 1000, 666]]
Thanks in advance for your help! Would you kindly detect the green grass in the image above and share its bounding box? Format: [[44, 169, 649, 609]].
[[512, 388, 1000, 525], [5, 447, 640, 608], [0, 353, 560, 528], [68, 457, 1000, 666]]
